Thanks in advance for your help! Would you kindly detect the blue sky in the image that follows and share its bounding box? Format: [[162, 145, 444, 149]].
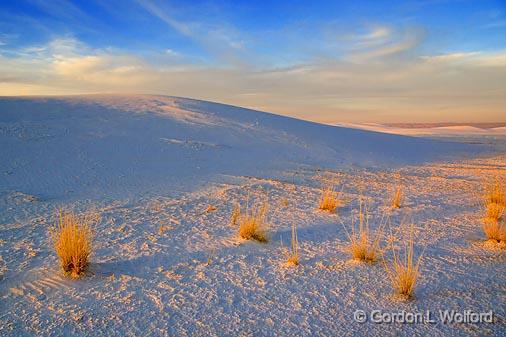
[[1, 0, 505, 122]]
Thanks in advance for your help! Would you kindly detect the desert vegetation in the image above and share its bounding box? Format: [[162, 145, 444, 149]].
[[391, 185, 402, 209], [345, 202, 384, 263], [232, 201, 269, 242], [318, 186, 340, 213], [484, 179, 505, 205], [482, 179, 506, 242], [384, 223, 423, 299], [51, 210, 93, 278], [285, 223, 300, 266]]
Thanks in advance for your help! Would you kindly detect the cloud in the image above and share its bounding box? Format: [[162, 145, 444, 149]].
[[1, 35, 505, 123], [136, 0, 193, 37], [422, 52, 481, 62], [345, 26, 424, 62], [136, 0, 246, 63], [350, 26, 392, 47], [423, 51, 506, 66]]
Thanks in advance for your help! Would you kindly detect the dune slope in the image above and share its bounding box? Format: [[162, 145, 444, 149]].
[[0, 95, 479, 200]]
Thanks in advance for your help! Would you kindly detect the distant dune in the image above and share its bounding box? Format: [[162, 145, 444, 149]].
[[384, 122, 506, 129], [336, 122, 506, 136]]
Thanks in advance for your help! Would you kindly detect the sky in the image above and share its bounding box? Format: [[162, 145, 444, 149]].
[[0, 0, 505, 123]]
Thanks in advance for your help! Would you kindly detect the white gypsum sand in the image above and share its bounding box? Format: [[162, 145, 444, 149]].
[[0, 95, 504, 336]]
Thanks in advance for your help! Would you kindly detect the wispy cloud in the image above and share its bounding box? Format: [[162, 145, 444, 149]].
[[136, 0, 193, 36], [136, 0, 246, 63], [1, 35, 505, 123], [344, 26, 424, 62]]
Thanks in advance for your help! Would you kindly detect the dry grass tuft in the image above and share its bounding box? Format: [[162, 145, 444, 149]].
[[318, 186, 340, 213], [482, 179, 506, 242], [482, 217, 506, 242], [346, 202, 384, 263], [485, 179, 505, 206], [486, 202, 504, 222], [391, 185, 402, 209], [52, 210, 92, 278], [384, 223, 423, 299], [233, 201, 269, 242], [285, 223, 299, 266]]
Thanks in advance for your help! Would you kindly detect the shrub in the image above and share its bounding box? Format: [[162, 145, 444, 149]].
[[52, 210, 92, 278]]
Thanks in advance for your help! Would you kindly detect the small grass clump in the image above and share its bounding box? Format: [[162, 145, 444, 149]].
[[384, 223, 423, 299], [318, 186, 340, 213], [52, 210, 92, 278], [391, 185, 402, 209], [346, 202, 384, 263], [232, 201, 269, 242], [285, 223, 299, 266]]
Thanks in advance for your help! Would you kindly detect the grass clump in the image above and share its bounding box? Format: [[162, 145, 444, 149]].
[[485, 179, 505, 206], [482, 218, 506, 242], [232, 201, 269, 242], [285, 223, 299, 266], [486, 202, 504, 223], [384, 223, 423, 299], [482, 179, 506, 242], [345, 202, 384, 263], [318, 186, 340, 213], [52, 210, 92, 278], [391, 185, 402, 209]]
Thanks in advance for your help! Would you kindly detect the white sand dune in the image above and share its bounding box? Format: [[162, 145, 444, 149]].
[[337, 122, 506, 136], [0, 95, 504, 336], [0, 95, 480, 201]]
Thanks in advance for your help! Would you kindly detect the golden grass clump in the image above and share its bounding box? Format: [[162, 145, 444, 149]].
[[346, 202, 384, 263], [486, 202, 504, 222], [391, 185, 402, 209], [482, 216, 505, 242], [482, 179, 506, 242], [52, 210, 92, 278], [285, 223, 299, 266], [318, 186, 340, 213], [385, 223, 423, 299], [485, 180, 505, 206], [233, 201, 269, 242]]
